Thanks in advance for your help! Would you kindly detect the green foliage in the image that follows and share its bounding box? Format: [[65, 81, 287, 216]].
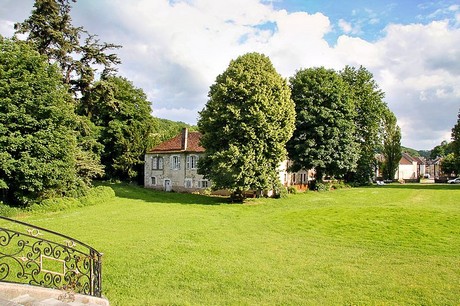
[[27, 186, 115, 212], [417, 150, 431, 159], [0, 38, 86, 206], [74, 115, 105, 185], [0, 202, 19, 217], [340, 66, 388, 185], [402, 146, 421, 157], [430, 140, 452, 159], [151, 118, 197, 147], [14, 0, 121, 96], [450, 110, 460, 173], [287, 186, 297, 194], [441, 153, 456, 176], [198, 52, 295, 193], [81, 76, 156, 182], [382, 112, 402, 180], [287, 67, 359, 181], [310, 180, 350, 192]]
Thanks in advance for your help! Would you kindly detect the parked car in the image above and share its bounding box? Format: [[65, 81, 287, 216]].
[[447, 177, 460, 184]]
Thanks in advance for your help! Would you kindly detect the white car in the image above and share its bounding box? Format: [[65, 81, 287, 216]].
[[447, 177, 460, 184]]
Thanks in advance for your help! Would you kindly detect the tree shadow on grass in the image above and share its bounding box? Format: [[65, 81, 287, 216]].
[[373, 183, 460, 191], [100, 182, 227, 205]]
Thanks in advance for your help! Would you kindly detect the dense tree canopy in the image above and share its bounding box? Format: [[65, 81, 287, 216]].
[[286, 67, 358, 181], [82, 76, 156, 181], [450, 109, 460, 174], [340, 66, 388, 185], [430, 140, 452, 159], [14, 0, 120, 97], [0, 38, 84, 205], [381, 112, 402, 180], [198, 52, 295, 194]]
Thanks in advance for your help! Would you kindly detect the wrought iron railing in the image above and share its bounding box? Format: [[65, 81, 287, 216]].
[[0, 216, 102, 297]]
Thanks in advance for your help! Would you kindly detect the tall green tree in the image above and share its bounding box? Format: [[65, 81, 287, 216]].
[[340, 66, 387, 185], [0, 38, 84, 206], [381, 112, 402, 180], [14, 0, 122, 185], [82, 76, 156, 182], [198, 53, 295, 195], [441, 153, 456, 176], [451, 109, 460, 174], [286, 67, 358, 182], [14, 0, 120, 98], [430, 140, 452, 159]]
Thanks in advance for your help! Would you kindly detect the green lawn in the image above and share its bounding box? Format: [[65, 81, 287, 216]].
[[17, 183, 460, 305]]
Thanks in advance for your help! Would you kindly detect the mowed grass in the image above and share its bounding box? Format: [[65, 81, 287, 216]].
[[18, 183, 460, 305]]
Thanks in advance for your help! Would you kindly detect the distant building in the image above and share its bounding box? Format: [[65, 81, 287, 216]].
[[396, 152, 421, 180], [374, 152, 426, 181]]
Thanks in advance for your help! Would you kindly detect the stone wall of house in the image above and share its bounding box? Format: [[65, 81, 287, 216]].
[[144, 152, 210, 192]]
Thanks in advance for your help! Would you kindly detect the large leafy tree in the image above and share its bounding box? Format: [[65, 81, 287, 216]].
[[430, 140, 452, 159], [451, 109, 460, 174], [198, 53, 295, 194], [340, 66, 388, 185], [0, 38, 84, 206], [82, 76, 157, 181], [381, 112, 402, 180], [286, 67, 358, 181], [14, 0, 120, 98]]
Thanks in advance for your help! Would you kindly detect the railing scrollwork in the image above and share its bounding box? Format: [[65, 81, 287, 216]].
[[0, 216, 102, 297]]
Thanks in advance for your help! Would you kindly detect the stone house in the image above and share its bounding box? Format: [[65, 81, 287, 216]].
[[145, 128, 315, 193], [144, 128, 210, 192]]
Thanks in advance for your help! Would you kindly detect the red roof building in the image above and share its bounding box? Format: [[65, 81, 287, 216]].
[[148, 128, 204, 153]]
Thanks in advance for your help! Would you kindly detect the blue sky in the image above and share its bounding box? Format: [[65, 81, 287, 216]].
[[1, 0, 459, 150], [274, 0, 460, 43]]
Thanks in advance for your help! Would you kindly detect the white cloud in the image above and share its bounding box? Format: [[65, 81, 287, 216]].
[[0, 0, 459, 150], [0, 20, 15, 37], [338, 19, 353, 33]]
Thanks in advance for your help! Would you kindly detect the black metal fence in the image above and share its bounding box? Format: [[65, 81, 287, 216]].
[[0, 216, 102, 297]]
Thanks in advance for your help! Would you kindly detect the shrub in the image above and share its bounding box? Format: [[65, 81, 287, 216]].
[[315, 182, 329, 192], [0, 203, 19, 217], [287, 186, 297, 194], [15, 186, 116, 215]]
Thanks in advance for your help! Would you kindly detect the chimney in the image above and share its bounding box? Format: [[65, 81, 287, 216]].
[[181, 128, 188, 150]]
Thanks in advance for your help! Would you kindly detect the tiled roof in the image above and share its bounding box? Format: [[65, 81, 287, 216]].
[[400, 152, 416, 165], [147, 129, 205, 153]]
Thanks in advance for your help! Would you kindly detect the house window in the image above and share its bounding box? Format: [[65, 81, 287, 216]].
[[185, 178, 193, 188], [301, 173, 307, 183], [171, 155, 180, 170], [199, 180, 209, 188], [187, 155, 199, 170], [151, 177, 157, 185], [151, 157, 163, 170]]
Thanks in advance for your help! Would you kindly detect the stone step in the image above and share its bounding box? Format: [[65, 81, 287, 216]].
[[11, 294, 35, 305], [0, 283, 109, 306], [0, 296, 22, 306]]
